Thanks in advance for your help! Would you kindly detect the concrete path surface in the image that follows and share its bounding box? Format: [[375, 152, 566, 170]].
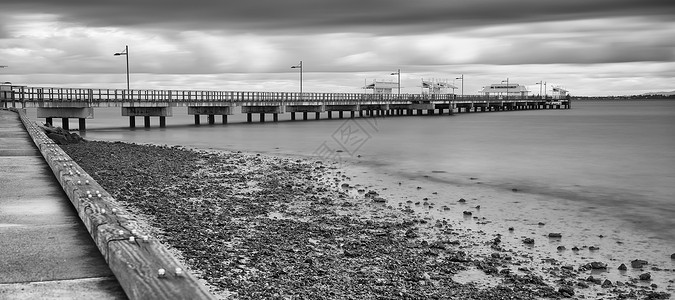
[[0, 109, 127, 299]]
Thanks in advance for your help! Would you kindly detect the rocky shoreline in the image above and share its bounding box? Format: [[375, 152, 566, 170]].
[[59, 140, 672, 300]]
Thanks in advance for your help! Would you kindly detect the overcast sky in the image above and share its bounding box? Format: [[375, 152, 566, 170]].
[[1, 0, 674, 96]]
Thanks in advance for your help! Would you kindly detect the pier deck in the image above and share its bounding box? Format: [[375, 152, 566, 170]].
[[1, 84, 570, 130], [0, 109, 126, 299]]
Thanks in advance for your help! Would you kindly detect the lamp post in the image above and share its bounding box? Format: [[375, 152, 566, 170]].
[[291, 61, 303, 96], [535, 81, 543, 99], [390, 69, 400, 95], [455, 74, 464, 98], [113, 45, 130, 96], [501, 78, 509, 100]]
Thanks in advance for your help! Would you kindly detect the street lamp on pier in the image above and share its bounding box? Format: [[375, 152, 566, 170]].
[[501, 78, 509, 100], [113, 45, 130, 96], [390, 69, 401, 95], [455, 74, 464, 98], [291, 61, 303, 96]]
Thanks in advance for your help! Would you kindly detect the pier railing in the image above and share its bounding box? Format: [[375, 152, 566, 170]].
[[2, 85, 561, 104]]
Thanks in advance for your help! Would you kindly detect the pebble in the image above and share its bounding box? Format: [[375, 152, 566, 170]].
[[548, 233, 562, 238], [601, 279, 612, 288], [589, 262, 607, 269], [618, 263, 627, 270], [458, 198, 466, 203], [639, 272, 651, 281], [631, 259, 648, 268], [522, 238, 534, 244]]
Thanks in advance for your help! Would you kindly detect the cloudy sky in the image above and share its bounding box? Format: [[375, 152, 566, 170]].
[[1, 0, 674, 96]]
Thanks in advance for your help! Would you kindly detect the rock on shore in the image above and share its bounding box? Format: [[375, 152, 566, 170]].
[[41, 124, 84, 144]]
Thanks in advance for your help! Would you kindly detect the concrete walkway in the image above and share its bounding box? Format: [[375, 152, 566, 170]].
[[0, 110, 126, 299]]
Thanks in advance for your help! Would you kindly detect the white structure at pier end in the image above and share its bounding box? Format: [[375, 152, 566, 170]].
[[479, 83, 529, 98], [422, 79, 457, 95], [364, 80, 399, 94], [551, 86, 569, 99]]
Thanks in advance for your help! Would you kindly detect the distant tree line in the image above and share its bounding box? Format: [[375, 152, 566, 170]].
[[573, 94, 675, 100]]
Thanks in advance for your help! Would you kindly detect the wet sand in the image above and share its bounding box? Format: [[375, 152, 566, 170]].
[[60, 141, 673, 300]]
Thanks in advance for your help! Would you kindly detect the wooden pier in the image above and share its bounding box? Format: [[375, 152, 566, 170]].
[[1, 85, 570, 130]]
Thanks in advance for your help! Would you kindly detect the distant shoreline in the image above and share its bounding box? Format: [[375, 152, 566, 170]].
[[572, 97, 675, 101]]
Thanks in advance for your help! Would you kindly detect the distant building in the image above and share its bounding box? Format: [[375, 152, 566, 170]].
[[551, 86, 569, 99], [364, 80, 398, 94], [421, 79, 457, 95], [479, 83, 529, 98]]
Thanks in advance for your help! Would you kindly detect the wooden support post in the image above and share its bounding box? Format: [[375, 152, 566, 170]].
[[130, 116, 136, 128], [159, 116, 166, 128], [222, 115, 228, 124], [417, 109, 422, 115], [144, 116, 150, 128], [78, 118, 86, 131], [247, 113, 252, 123], [291, 112, 296, 121], [328, 111, 332, 119], [208, 115, 215, 124], [62, 118, 69, 130], [315, 112, 320, 120], [273, 113, 278, 122], [303, 112, 308, 120], [260, 113, 265, 122], [194, 115, 200, 125], [46, 117, 53, 126], [339, 111, 344, 118], [359, 110, 363, 117], [350, 111, 355, 118]]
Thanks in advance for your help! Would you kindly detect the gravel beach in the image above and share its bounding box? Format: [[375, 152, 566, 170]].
[[60, 141, 672, 300]]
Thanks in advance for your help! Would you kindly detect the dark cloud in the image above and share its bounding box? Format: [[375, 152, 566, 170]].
[[4, 0, 675, 34]]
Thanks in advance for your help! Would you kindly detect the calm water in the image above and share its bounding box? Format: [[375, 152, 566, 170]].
[[26, 100, 675, 271]]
